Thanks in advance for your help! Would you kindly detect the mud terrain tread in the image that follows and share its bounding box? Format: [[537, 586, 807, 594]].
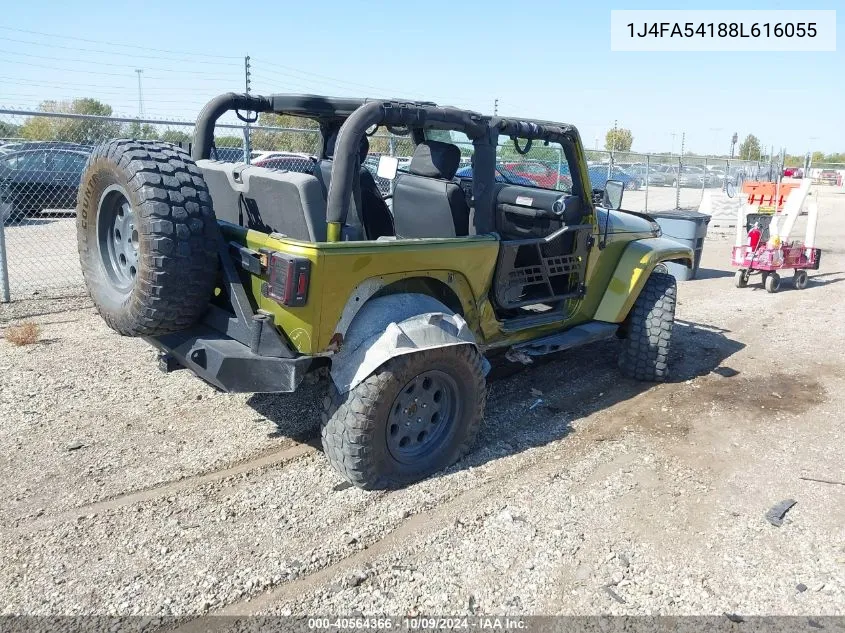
[[321, 345, 486, 489], [618, 271, 676, 382], [77, 139, 218, 336]]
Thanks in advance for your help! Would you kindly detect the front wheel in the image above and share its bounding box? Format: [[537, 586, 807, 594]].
[[321, 345, 487, 489], [765, 272, 781, 293], [618, 272, 677, 382], [734, 269, 749, 288], [792, 270, 808, 290]]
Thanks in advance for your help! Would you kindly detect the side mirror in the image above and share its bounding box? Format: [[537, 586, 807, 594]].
[[377, 155, 399, 180], [602, 179, 624, 210]]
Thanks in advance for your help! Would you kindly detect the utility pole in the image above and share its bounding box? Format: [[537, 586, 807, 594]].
[[730, 132, 738, 159], [494, 98, 498, 116], [243, 55, 252, 164], [135, 69, 144, 121]]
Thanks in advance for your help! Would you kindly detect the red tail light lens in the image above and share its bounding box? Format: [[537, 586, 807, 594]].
[[264, 252, 310, 307]]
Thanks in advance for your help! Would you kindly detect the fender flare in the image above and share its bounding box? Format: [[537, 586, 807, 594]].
[[593, 237, 693, 323], [329, 293, 488, 393]]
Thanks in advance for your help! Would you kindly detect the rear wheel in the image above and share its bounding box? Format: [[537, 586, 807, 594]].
[[618, 272, 677, 382], [792, 270, 808, 290], [734, 269, 749, 288], [77, 139, 219, 336], [321, 345, 486, 489], [765, 272, 781, 293]]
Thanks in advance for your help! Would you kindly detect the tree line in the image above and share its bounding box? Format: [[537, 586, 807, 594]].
[[0, 98, 396, 154], [5, 100, 842, 166]]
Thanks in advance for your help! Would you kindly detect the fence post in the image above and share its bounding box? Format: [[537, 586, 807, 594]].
[[675, 156, 682, 210], [0, 217, 10, 303]]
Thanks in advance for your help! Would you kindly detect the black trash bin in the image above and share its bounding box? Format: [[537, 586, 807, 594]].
[[648, 210, 712, 280]]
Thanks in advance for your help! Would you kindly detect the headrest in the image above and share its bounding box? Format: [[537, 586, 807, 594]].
[[325, 132, 369, 163], [409, 141, 461, 180]]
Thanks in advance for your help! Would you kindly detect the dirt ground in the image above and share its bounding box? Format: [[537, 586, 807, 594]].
[[1, 187, 843, 618]]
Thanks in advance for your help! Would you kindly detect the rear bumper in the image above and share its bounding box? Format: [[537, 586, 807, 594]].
[[145, 325, 316, 393]]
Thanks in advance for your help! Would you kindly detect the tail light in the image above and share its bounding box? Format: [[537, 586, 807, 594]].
[[263, 252, 310, 307]]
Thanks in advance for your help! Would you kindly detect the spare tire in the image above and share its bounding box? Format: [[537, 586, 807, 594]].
[[77, 139, 219, 336]]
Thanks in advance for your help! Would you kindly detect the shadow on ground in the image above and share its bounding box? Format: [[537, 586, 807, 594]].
[[693, 268, 735, 280], [246, 319, 745, 480]]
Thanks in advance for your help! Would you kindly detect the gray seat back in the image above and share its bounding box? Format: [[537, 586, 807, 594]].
[[391, 141, 469, 238], [198, 160, 326, 242]]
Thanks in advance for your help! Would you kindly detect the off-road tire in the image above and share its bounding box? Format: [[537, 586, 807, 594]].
[[77, 139, 218, 336], [618, 271, 677, 382], [321, 345, 486, 489]]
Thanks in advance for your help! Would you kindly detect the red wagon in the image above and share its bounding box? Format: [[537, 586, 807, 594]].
[[731, 242, 821, 293]]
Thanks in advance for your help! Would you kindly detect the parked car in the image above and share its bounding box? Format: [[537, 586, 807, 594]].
[[1, 148, 90, 222], [705, 167, 726, 187], [455, 165, 536, 186], [587, 164, 641, 191], [662, 165, 708, 188], [253, 153, 315, 172], [501, 161, 570, 191], [0, 141, 93, 156], [818, 169, 838, 185]]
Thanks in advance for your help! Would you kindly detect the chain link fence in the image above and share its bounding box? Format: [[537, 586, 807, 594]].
[[0, 108, 787, 301]]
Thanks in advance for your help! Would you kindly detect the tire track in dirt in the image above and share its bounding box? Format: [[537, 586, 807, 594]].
[[171, 381, 686, 623], [12, 439, 319, 536]]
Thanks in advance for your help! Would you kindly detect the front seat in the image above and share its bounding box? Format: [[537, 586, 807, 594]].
[[315, 133, 394, 240], [392, 141, 469, 238]]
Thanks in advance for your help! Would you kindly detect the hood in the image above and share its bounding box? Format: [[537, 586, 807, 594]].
[[595, 208, 661, 235]]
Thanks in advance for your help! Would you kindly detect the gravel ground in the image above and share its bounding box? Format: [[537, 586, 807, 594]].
[[1, 186, 843, 618]]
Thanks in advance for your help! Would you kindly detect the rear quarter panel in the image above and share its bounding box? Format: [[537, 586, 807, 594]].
[[226, 225, 500, 354]]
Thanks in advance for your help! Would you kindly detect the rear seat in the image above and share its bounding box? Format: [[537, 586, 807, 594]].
[[198, 160, 327, 242]]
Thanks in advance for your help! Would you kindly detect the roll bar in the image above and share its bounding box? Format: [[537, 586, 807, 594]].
[[327, 101, 489, 239], [192, 93, 589, 241], [192, 93, 371, 162], [192, 93, 272, 161]]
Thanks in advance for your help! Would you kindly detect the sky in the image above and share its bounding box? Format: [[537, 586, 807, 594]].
[[0, 0, 842, 156]]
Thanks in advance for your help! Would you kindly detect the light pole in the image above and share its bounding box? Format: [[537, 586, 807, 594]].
[[670, 132, 677, 155]]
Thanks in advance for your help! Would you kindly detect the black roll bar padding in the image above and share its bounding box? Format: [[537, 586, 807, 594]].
[[327, 100, 489, 227], [326, 101, 386, 225], [491, 116, 591, 211], [192, 93, 273, 161], [469, 128, 498, 235]]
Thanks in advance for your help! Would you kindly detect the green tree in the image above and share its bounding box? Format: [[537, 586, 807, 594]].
[[251, 113, 319, 153], [214, 135, 243, 148], [605, 127, 633, 152], [0, 120, 21, 138], [20, 99, 120, 145], [811, 151, 825, 164], [738, 134, 762, 161], [160, 129, 192, 145], [126, 122, 159, 140]]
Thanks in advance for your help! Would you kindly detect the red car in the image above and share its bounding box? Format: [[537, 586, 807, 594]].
[[782, 167, 803, 178], [501, 161, 572, 191]]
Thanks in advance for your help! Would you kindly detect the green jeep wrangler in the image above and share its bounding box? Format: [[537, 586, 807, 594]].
[[76, 93, 693, 489]]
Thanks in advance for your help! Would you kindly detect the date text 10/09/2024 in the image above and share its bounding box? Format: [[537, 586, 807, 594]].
[[307, 617, 527, 630], [628, 22, 818, 39]]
